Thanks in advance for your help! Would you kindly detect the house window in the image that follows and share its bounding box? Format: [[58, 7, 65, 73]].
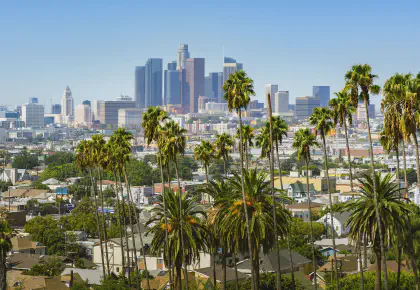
[[116, 267, 120, 273]]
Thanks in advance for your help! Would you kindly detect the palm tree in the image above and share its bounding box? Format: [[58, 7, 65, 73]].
[[236, 125, 254, 169], [0, 218, 11, 290], [146, 190, 207, 290], [339, 173, 411, 290], [76, 140, 106, 277], [292, 128, 319, 290], [223, 69, 256, 290], [309, 107, 339, 288], [255, 123, 271, 160], [90, 134, 111, 276], [194, 140, 215, 184], [216, 169, 291, 289], [142, 107, 172, 289], [159, 120, 189, 289], [329, 89, 355, 192], [272, 116, 288, 191], [345, 64, 388, 289], [214, 133, 234, 177]]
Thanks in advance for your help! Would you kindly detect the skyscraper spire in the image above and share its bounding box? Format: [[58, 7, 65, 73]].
[[62, 85, 74, 117]]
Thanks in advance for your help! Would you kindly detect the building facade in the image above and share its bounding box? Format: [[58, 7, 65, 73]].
[[223, 57, 243, 86], [295, 96, 320, 121], [186, 58, 205, 113], [176, 44, 190, 70], [51, 104, 61, 114], [145, 58, 163, 107], [61, 86, 74, 117], [265, 84, 279, 109], [274, 91, 289, 113], [313, 86, 330, 107], [205, 72, 223, 102], [164, 64, 181, 105], [74, 103, 92, 127], [97, 100, 136, 126], [118, 108, 143, 129], [134, 66, 146, 109], [22, 103, 44, 128]]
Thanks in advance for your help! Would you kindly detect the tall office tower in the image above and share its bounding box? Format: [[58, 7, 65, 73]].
[[74, 102, 92, 127], [22, 103, 44, 127], [274, 91, 289, 113], [29, 97, 38, 104], [179, 69, 190, 112], [145, 58, 163, 107], [164, 62, 181, 105], [223, 57, 243, 85], [51, 104, 61, 114], [186, 58, 205, 113], [295, 96, 320, 121], [61, 86, 74, 116], [205, 72, 224, 102], [97, 98, 136, 126], [265, 84, 279, 109], [176, 44, 190, 70], [313, 86, 330, 107], [134, 66, 146, 108]]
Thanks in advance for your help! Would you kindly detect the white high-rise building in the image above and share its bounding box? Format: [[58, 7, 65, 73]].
[[265, 84, 278, 109], [74, 103, 92, 127], [61, 86, 74, 117], [274, 91, 289, 113], [176, 44, 190, 70], [22, 103, 44, 127]]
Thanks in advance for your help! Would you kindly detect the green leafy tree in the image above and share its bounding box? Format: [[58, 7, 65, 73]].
[[12, 149, 39, 169], [44, 152, 74, 166], [0, 219, 11, 290], [25, 256, 64, 276], [214, 133, 234, 177], [194, 140, 215, 184]]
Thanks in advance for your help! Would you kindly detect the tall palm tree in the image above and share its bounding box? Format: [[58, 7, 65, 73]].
[[236, 125, 254, 169], [292, 128, 319, 290], [90, 134, 111, 276], [159, 120, 189, 289], [194, 140, 215, 184], [146, 190, 207, 290], [142, 107, 172, 289], [216, 169, 291, 290], [214, 133, 234, 177], [0, 218, 11, 290], [329, 89, 355, 192], [345, 64, 388, 289], [272, 116, 288, 191], [339, 173, 411, 290], [223, 69, 256, 290], [309, 107, 338, 288], [76, 140, 106, 277]]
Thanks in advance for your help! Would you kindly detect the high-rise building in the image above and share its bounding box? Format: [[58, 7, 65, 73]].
[[205, 72, 223, 102], [145, 58, 163, 107], [118, 108, 143, 128], [51, 104, 61, 114], [265, 84, 279, 109], [186, 58, 205, 113], [22, 103, 44, 127], [274, 91, 289, 113], [134, 66, 146, 108], [223, 57, 243, 86], [356, 103, 376, 121], [61, 86, 74, 117], [176, 44, 190, 70], [179, 69, 190, 113], [313, 86, 330, 107], [295, 96, 320, 121], [164, 62, 181, 105], [74, 102, 92, 127], [198, 96, 216, 112], [97, 99, 136, 126]]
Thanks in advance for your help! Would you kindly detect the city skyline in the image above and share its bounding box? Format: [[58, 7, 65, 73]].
[[1, 1, 420, 108]]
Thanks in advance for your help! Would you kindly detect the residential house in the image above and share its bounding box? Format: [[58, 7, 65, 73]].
[[287, 181, 316, 203], [194, 265, 248, 289], [286, 202, 323, 222], [60, 268, 104, 286], [11, 236, 46, 254], [7, 253, 70, 271], [316, 211, 351, 237]]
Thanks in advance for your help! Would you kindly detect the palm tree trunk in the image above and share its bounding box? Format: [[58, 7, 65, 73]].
[[267, 93, 282, 290], [97, 168, 110, 276], [174, 157, 189, 290], [222, 254, 227, 290], [212, 252, 217, 288], [275, 140, 284, 190], [237, 109, 256, 290], [0, 247, 6, 290], [412, 133, 420, 191], [113, 172, 126, 276], [375, 250, 382, 290], [343, 120, 354, 192], [159, 154, 173, 290], [395, 147, 402, 290], [223, 156, 227, 177], [364, 97, 388, 290], [89, 169, 106, 277], [358, 234, 364, 290], [118, 173, 131, 285], [233, 251, 239, 290], [123, 165, 150, 290], [306, 161, 318, 290], [363, 234, 368, 269], [321, 134, 339, 289], [205, 164, 211, 205], [254, 248, 260, 290], [245, 142, 249, 170], [402, 139, 408, 190]]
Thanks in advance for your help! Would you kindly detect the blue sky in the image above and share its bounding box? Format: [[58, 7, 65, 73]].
[[1, 0, 420, 109]]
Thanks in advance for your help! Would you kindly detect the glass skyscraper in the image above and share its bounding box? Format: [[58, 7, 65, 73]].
[[313, 86, 330, 107], [145, 58, 163, 107], [205, 72, 223, 102], [223, 57, 243, 85], [186, 58, 205, 113], [134, 66, 146, 108], [176, 44, 190, 70], [164, 61, 181, 105]]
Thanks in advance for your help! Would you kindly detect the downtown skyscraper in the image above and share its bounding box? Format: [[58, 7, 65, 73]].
[[186, 58, 205, 113], [134, 66, 145, 108], [61, 86, 74, 117], [205, 72, 223, 102], [176, 44, 190, 70], [164, 61, 181, 105], [145, 58, 163, 107], [223, 57, 243, 85], [313, 86, 330, 107]]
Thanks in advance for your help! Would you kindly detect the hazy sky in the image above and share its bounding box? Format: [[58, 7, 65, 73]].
[[1, 0, 420, 109]]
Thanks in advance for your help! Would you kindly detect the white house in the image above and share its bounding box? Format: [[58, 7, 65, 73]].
[[316, 211, 351, 237]]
